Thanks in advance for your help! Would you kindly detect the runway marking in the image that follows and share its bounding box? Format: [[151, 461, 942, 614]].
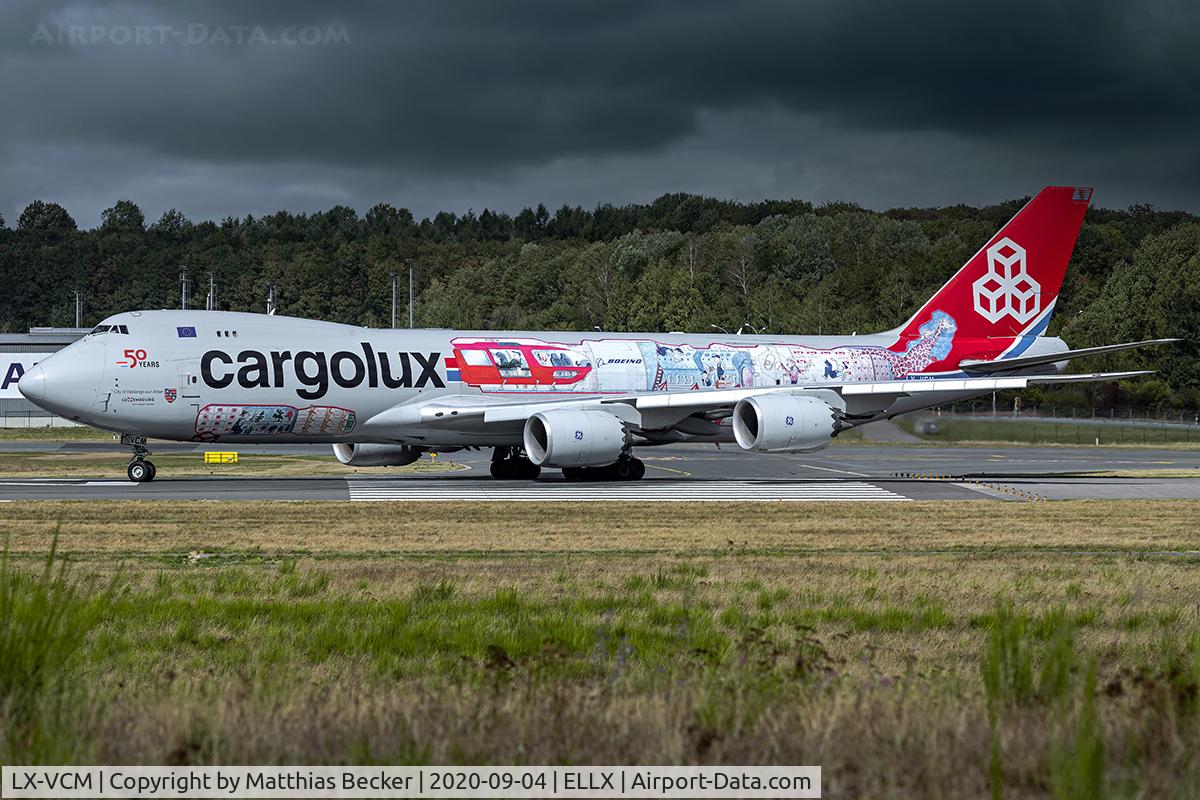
[[347, 479, 910, 502], [954, 482, 1009, 498], [800, 463, 870, 477], [644, 463, 693, 476]]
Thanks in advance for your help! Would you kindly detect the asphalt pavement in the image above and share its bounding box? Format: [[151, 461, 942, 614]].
[[0, 440, 1196, 501]]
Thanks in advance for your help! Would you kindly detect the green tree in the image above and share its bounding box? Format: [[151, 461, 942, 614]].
[[1067, 223, 1200, 401], [100, 200, 145, 232], [0, 193, 1196, 407], [18, 201, 76, 232], [151, 209, 192, 238]]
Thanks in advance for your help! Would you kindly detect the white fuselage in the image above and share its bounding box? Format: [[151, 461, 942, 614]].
[[18, 309, 1066, 447]]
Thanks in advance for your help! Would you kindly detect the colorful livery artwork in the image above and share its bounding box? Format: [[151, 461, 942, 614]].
[[450, 312, 956, 394], [194, 404, 356, 438], [450, 341, 594, 388]]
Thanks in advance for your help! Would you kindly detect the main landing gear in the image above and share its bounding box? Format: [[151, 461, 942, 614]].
[[562, 454, 646, 482], [490, 446, 541, 480], [487, 448, 646, 481], [122, 433, 156, 483]]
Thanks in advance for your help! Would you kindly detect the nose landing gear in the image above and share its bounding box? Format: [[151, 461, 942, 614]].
[[127, 459, 156, 482], [121, 433, 157, 483]]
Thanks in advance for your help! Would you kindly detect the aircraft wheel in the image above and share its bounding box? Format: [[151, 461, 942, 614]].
[[610, 456, 645, 481], [145, 461, 157, 481], [492, 457, 540, 480], [627, 458, 646, 481], [128, 460, 154, 483], [583, 464, 618, 481], [562, 467, 583, 481]]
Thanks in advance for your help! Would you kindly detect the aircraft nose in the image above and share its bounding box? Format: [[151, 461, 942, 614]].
[[18, 363, 46, 401], [17, 342, 102, 419]]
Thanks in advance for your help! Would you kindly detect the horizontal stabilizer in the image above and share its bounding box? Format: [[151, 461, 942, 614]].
[[960, 339, 1180, 374], [1025, 370, 1155, 384]]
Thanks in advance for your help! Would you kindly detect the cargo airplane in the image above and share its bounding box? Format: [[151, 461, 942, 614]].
[[19, 186, 1174, 482]]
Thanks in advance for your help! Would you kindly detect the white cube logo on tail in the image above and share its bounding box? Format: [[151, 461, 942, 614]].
[[972, 237, 1040, 324]]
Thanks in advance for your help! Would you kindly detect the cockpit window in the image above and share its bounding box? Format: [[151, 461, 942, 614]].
[[89, 325, 111, 335], [89, 324, 129, 335]]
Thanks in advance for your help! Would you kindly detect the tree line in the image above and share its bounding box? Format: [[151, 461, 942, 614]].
[[1, 193, 1197, 409]]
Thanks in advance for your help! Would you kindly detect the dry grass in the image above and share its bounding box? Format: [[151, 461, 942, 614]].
[[89, 680, 1193, 798], [1062, 468, 1200, 478], [1, 500, 1197, 795], [0, 500, 1196, 556]]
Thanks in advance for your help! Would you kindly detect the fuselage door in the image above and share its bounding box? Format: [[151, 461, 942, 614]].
[[178, 358, 202, 404]]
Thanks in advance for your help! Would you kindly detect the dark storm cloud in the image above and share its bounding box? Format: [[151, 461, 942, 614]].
[[1, 0, 1198, 224]]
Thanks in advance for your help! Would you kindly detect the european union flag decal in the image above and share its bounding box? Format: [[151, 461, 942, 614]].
[[177, 326, 197, 338]]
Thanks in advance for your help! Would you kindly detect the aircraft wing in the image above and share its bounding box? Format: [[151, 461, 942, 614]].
[[608, 370, 1152, 415], [959, 339, 1179, 375], [359, 370, 1152, 436]]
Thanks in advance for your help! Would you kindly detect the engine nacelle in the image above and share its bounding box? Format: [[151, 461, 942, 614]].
[[732, 394, 837, 454], [523, 409, 627, 467], [332, 443, 422, 467]]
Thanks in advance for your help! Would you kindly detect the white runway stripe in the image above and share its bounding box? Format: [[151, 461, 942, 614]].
[[347, 479, 910, 502]]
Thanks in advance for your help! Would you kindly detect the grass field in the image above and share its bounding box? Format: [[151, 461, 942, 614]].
[[1062, 468, 1200, 479], [0, 451, 461, 479], [2, 501, 1198, 798], [899, 416, 1200, 448]]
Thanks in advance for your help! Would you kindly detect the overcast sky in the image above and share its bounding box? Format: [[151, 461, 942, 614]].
[[2, 0, 1198, 228]]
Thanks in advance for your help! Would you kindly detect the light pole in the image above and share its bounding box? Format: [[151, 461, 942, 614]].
[[391, 271, 398, 328], [408, 265, 415, 329]]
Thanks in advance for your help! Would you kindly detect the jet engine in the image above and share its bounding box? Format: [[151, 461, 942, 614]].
[[523, 409, 627, 467], [731, 394, 837, 453], [332, 443, 423, 467]]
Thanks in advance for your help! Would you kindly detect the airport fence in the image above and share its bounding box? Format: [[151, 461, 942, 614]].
[[0, 411, 84, 428]]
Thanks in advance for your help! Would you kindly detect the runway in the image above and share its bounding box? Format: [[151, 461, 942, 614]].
[[9, 440, 1200, 479], [346, 479, 912, 502], [0, 441, 1196, 501]]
